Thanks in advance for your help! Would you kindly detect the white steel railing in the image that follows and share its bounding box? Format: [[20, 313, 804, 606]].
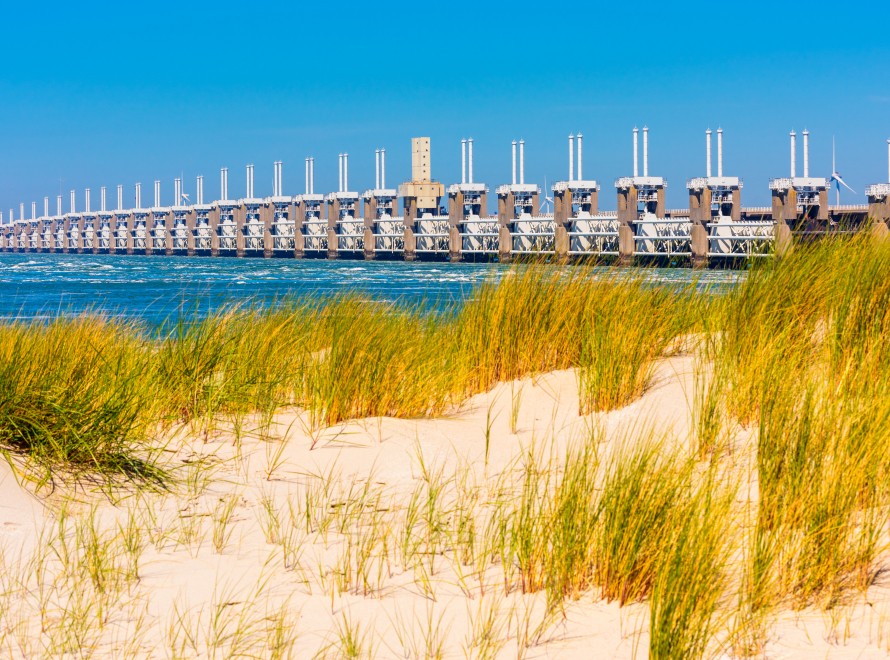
[[568, 214, 619, 256], [707, 219, 774, 257], [217, 212, 237, 251], [302, 216, 328, 252], [415, 215, 450, 253], [634, 216, 691, 256], [373, 217, 405, 253], [194, 218, 212, 251], [115, 223, 128, 250], [336, 218, 364, 252], [511, 215, 555, 254], [459, 216, 498, 254]]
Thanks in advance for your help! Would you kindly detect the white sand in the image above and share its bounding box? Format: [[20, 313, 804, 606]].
[[2, 354, 889, 658]]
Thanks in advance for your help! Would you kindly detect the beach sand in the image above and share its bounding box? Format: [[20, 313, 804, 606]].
[[2, 353, 889, 658]]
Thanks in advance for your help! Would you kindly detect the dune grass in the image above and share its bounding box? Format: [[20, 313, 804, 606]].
[[0, 262, 694, 484], [1, 235, 889, 657], [0, 316, 165, 486]]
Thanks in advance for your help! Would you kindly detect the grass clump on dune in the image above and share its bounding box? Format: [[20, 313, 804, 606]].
[[0, 316, 165, 485]]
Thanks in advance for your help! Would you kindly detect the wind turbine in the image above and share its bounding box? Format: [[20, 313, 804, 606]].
[[830, 136, 856, 204], [539, 177, 554, 214]]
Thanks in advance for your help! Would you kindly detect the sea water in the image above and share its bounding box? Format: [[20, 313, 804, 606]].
[[0, 253, 742, 330]]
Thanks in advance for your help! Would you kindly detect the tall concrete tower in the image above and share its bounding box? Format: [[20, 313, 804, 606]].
[[399, 137, 445, 261]]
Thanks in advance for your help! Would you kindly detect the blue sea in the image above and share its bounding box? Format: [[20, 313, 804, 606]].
[[0, 253, 742, 329]]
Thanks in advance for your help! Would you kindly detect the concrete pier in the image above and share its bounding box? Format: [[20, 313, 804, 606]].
[[687, 128, 744, 267]]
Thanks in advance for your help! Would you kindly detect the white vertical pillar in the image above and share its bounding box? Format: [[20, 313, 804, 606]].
[[100, 186, 106, 212], [44, 197, 49, 217], [197, 176, 204, 205], [305, 158, 310, 194], [577, 133, 583, 181], [511, 140, 517, 186], [717, 128, 724, 178], [802, 129, 809, 178], [376, 150, 381, 190], [706, 129, 712, 178], [790, 130, 797, 178], [381, 149, 386, 189], [568, 134, 574, 182], [31, 202, 36, 220], [643, 126, 649, 177], [338, 154, 343, 193], [633, 127, 639, 178], [20, 203, 24, 221], [468, 139, 474, 184], [221, 168, 228, 201], [70, 190, 76, 213], [461, 139, 466, 185], [117, 185, 123, 211], [887, 139, 890, 183], [153, 180, 160, 208], [344, 153, 349, 191], [85, 189, 91, 213], [246, 164, 254, 199], [57, 195, 63, 216], [136, 183, 142, 210], [174, 178, 181, 206], [310, 158, 315, 194], [519, 140, 525, 185]]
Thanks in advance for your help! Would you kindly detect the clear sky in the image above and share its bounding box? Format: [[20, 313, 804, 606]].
[[1, 0, 888, 215]]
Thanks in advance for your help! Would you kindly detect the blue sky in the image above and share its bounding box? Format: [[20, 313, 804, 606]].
[[1, 0, 888, 214]]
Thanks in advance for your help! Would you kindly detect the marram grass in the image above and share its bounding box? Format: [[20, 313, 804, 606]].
[[0, 235, 888, 658]]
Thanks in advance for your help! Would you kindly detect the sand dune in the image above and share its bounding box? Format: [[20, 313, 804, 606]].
[[1, 353, 889, 658]]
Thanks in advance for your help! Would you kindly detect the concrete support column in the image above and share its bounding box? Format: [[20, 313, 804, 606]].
[[164, 212, 174, 256], [553, 188, 570, 261], [75, 217, 85, 253], [234, 205, 246, 257], [186, 211, 197, 256], [771, 190, 795, 256], [294, 202, 306, 259], [403, 197, 418, 262], [362, 197, 376, 261], [261, 204, 274, 258], [327, 199, 341, 260], [497, 193, 513, 263], [817, 190, 829, 222], [689, 188, 710, 225], [868, 198, 887, 225], [447, 192, 463, 263], [617, 186, 638, 265], [731, 189, 742, 222], [689, 187, 712, 269], [691, 224, 709, 268], [208, 208, 220, 257], [655, 190, 666, 218], [617, 186, 638, 225]]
